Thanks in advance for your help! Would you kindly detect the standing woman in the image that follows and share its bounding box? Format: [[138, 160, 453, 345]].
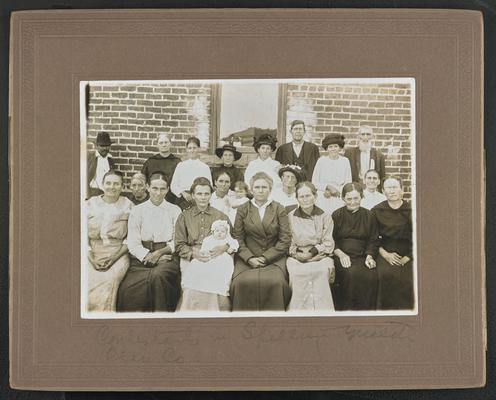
[[231, 172, 292, 311], [170, 136, 212, 210], [312, 133, 352, 214], [372, 176, 414, 310], [332, 183, 379, 311], [86, 170, 133, 312], [287, 182, 335, 311], [211, 143, 244, 191], [244, 134, 282, 190], [127, 173, 149, 205], [117, 171, 182, 312]]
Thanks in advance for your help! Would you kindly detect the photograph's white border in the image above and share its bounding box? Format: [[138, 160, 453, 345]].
[[80, 77, 417, 319]]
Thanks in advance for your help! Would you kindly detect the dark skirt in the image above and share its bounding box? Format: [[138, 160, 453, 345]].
[[332, 256, 378, 311], [332, 238, 378, 311], [376, 254, 414, 310], [116, 256, 181, 312], [230, 260, 291, 311]]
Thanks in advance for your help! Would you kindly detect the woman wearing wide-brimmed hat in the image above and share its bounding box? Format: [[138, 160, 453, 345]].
[[244, 133, 282, 190], [271, 164, 304, 212], [312, 133, 352, 214], [210, 143, 244, 191]]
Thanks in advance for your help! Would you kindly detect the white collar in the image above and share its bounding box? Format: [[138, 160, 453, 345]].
[[95, 152, 112, 159], [251, 197, 273, 209]]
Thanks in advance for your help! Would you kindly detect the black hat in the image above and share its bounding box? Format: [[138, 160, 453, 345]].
[[253, 133, 277, 152], [215, 144, 242, 161], [96, 131, 113, 146], [322, 133, 345, 150], [278, 165, 304, 182]]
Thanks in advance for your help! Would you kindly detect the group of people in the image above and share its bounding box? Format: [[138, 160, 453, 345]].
[[86, 121, 414, 313]]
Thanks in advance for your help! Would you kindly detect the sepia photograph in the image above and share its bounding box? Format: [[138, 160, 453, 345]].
[[80, 78, 417, 318]]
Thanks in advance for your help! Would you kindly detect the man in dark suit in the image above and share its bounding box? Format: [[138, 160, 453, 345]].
[[87, 131, 115, 199], [344, 125, 386, 184], [275, 120, 321, 181]]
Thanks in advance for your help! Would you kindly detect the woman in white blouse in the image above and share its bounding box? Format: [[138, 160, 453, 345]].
[[86, 170, 133, 312], [361, 169, 386, 210], [116, 171, 182, 312], [170, 136, 212, 210], [244, 133, 282, 190], [312, 133, 352, 214]]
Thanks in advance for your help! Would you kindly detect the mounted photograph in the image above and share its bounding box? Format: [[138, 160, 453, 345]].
[[80, 78, 417, 318]]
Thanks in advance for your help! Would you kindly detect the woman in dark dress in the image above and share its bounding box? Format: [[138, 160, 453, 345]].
[[211, 144, 244, 191], [332, 182, 379, 311], [372, 176, 414, 310], [231, 171, 292, 311]]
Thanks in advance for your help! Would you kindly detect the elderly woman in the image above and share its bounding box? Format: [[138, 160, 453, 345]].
[[127, 172, 149, 205], [175, 177, 232, 311], [332, 183, 380, 311], [231, 172, 292, 311], [287, 182, 335, 311], [271, 165, 303, 212], [372, 176, 414, 310], [361, 169, 386, 210], [170, 136, 213, 210], [211, 143, 244, 191], [116, 171, 182, 312], [86, 170, 133, 312], [312, 133, 352, 214], [244, 133, 282, 190]]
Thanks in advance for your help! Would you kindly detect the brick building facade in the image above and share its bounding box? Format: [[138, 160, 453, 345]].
[[85, 81, 413, 199]]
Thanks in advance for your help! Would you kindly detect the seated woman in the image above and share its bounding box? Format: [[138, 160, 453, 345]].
[[312, 133, 352, 214], [361, 169, 386, 210], [116, 171, 182, 312], [244, 134, 282, 190], [372, 176, 414, 310], [231, 172, 292, 311], [332, 183, 379, 311], [170, 136, 213, 210], [127, 172, 149, 205], [175, 177, 232, 311], [271, 164, 303, 213], [287, 182, 335, 311], [86, 170, 133, 312]]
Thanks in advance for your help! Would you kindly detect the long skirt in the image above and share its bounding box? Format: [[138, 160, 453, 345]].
[[287, 257, 335, 311], [230, 260, 291, 311], [116, 256, 181, 312], [332, 255, 378, 311], [177, 288, 231, 312], [87, 242, 129, 312], [376, 255, 414, 310]]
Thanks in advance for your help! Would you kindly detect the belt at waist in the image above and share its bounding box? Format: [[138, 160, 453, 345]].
[[141, 241, 168, 252]]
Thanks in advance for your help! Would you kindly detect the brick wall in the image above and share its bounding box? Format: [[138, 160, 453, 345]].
[[86, 83, 213, 181], [85, 82, 413, 199], [285, 83, 413, 198]]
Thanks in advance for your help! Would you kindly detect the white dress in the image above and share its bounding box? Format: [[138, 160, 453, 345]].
[[312, 155, 352, 214], [244, 157, 282, 189], [86, 196, 133, 312], [181, 235, 239, 296], [170, 158, 212, 197]]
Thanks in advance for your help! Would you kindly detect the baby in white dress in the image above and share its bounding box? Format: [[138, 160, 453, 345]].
[[181, 220, 239, 297]]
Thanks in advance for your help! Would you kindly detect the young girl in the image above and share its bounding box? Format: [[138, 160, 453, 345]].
[[180, 220, 239, 300], [228, 181, 251, 224]]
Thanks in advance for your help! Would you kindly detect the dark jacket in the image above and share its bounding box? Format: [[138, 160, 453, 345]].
[[87, 151, 115, 195], [344, 147, 386, 184], [275, 141, 321, 181]]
